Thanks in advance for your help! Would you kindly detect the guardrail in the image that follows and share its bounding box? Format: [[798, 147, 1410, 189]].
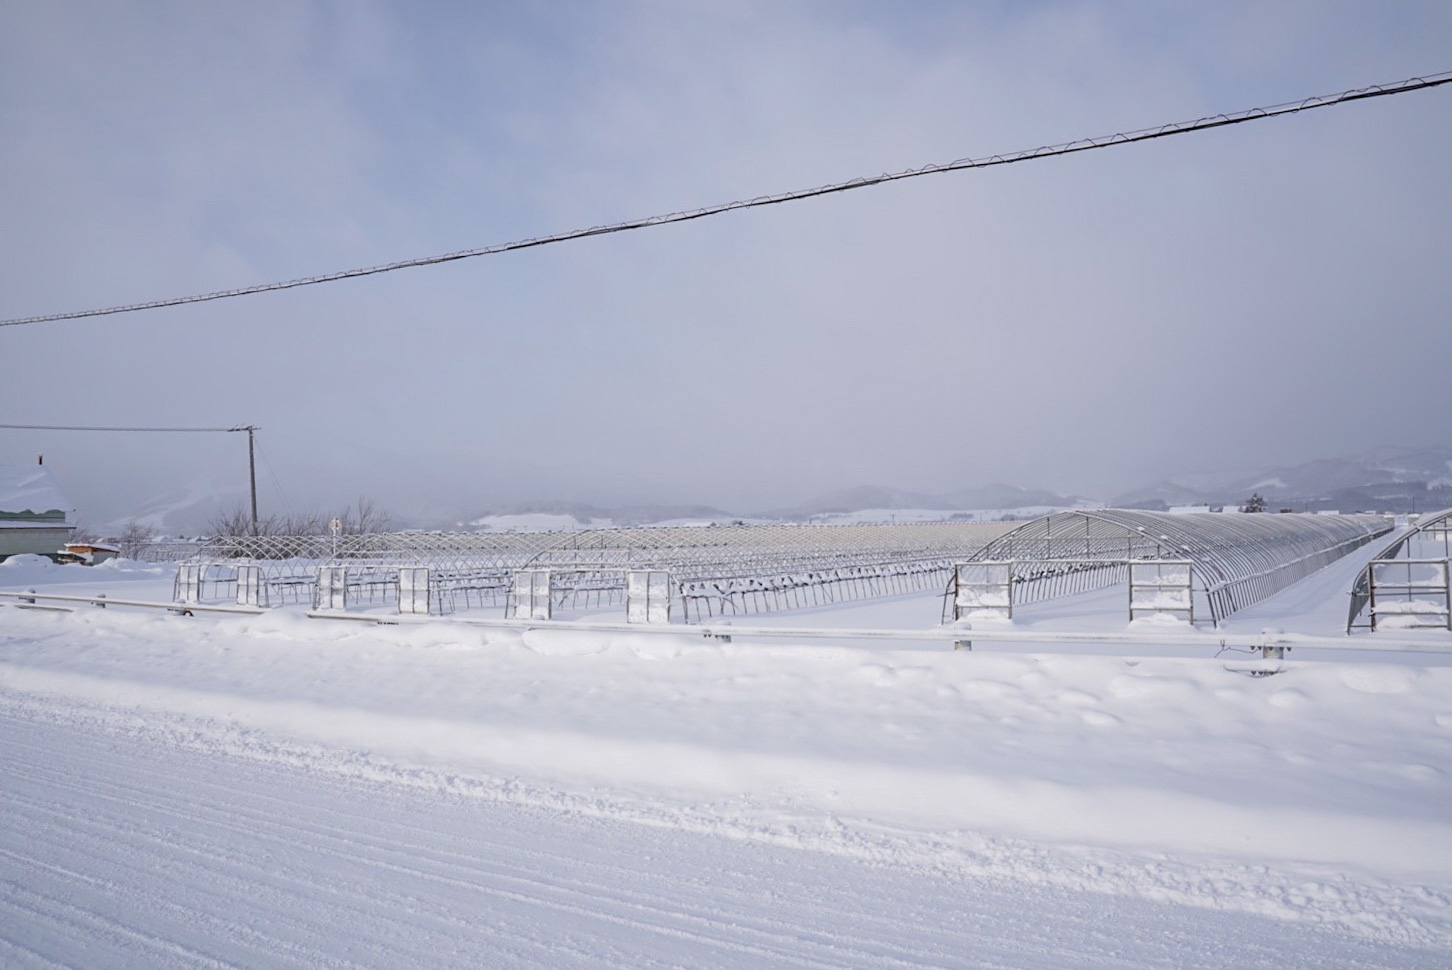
[[5, 588, 1450, 656], [0, 590, 264, 616]]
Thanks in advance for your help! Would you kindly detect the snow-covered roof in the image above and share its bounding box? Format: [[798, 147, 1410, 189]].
[[0, 465, 73, 515]]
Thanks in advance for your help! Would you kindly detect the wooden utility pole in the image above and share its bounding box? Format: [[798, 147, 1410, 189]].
[[1, 424, 263, 534], [245, 426, 258, 534]]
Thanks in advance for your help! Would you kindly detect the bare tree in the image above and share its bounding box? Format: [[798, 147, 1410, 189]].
[[206, 500, 392, 538], [280, 511, 328, 536], [206, 506, 307, 537], [337, 497, 393, 535], [207, 506, 253, 537], [115, 522, 156, 560], [68, 522, 99, 544]]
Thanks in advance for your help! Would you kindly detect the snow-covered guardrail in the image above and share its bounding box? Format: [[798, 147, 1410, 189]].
[[303, 610, 1452, 655], [0, 589, 264, 616], [5, 589, 1450, 655]]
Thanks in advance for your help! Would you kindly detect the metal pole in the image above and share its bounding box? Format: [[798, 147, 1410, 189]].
[[247, 427, 258, 535]]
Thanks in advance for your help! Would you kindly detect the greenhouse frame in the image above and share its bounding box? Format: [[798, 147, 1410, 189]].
[[948, 509, 1392, 626], [175, 521, 1016, 620], [1347, 508, 1452, 632]]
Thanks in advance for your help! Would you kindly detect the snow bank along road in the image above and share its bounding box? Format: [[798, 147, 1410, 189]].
[[2, 565, 1451, 965]]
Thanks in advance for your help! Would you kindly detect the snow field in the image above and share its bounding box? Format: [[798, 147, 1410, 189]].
[[4, 547, 1452, 963], [3, 596, 1451, 952]]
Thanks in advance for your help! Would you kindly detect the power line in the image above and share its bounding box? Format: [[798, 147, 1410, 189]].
[[3, 70, 1448, 330], [1, 423, 261, 529], [0, 424, 255, 433]]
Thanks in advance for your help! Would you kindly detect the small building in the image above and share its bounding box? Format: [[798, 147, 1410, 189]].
[[60, 541, 120, 565], [0, 464, 76, 561]]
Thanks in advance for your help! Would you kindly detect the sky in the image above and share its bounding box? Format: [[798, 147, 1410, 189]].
[[1, 1, 1450, 528]]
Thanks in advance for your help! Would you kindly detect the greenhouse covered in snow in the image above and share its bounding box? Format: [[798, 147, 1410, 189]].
[[173, 510, 1405, 628], [1347, 508, 1452, 632], [176, 521, 1017, 620], [947, 509, 1392, 626]]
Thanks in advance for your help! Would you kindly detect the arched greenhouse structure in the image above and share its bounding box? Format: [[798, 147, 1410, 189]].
[[955, 509, 1391, 626]]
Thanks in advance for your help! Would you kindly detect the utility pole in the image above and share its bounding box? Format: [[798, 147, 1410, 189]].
[[244, 426, 258, 534], [0, 422, 262, 534], [226, 425, 261, 535]]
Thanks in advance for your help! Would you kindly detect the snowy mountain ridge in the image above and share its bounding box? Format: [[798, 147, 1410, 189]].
[[1115, 445, 1452, 512]]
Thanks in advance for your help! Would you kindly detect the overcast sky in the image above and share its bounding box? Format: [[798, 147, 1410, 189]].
[[2, 1, 1449, 527]]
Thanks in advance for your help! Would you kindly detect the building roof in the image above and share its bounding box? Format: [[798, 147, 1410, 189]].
[[0, 465, 73, 515]]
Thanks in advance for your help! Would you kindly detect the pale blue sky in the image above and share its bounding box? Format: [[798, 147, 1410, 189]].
[[2, 1, 1449, 525]]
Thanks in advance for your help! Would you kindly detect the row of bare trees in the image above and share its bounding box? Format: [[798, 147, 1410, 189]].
[[206, 498, 394, 538], [69, 521, 159, 560]]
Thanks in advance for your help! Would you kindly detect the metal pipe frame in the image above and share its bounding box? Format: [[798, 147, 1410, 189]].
[[970, 510, 1391, 626], [1348, 508, 1452, 632], [179, 522, 1015, 618]]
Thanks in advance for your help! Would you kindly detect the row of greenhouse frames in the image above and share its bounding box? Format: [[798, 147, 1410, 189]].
[[944, 509, 1395, 627], [175, 522, 1018, 621], [1346, 508, 1452, 632], [171, 510, 1418, 630]]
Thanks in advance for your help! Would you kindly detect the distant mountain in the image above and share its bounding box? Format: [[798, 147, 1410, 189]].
[[610, 504, 740, 526], [1115, 446, 1452, 512], [1111, 479, 1209, 510], [465, 499, 739, 529], [461, 483, 1085, 530], [471, 500, 613, 524], [766, 485, 939, 515], [937, 483, 1085, 510], [759, 483, 1082, 519], [104, 479, 244, 537]]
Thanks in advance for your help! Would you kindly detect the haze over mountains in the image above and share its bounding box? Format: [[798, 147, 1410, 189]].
[[465, 446, 1452, 530], [1113, 446, 1452, 513], [66, 445, 1452, 535]]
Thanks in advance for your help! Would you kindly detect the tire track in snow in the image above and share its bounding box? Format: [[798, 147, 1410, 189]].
[[1, 698, 1442, 969], [0, 934, 74, 970], [0, 774, 946, 970], [0, 706, 1036, 967], [0, 715, 1001, 969], [2, 758, 955, 969], [0, 842, 378, 970], [0, 788, 639, 970], [0, 876, 251, 970]]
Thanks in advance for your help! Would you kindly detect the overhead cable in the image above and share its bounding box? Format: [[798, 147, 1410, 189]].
[[2, 70, 1448, 329], [0, 423, 255, 433]]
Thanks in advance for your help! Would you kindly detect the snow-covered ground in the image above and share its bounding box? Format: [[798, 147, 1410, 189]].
[[461, 505, 1094, 530], [467, 512, 618, 531], [2, 543, 1451, 967], [801, 505, 1092, 525]]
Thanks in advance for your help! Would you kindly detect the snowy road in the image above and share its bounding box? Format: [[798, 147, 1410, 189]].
[[1, 697, 1441, 970]]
